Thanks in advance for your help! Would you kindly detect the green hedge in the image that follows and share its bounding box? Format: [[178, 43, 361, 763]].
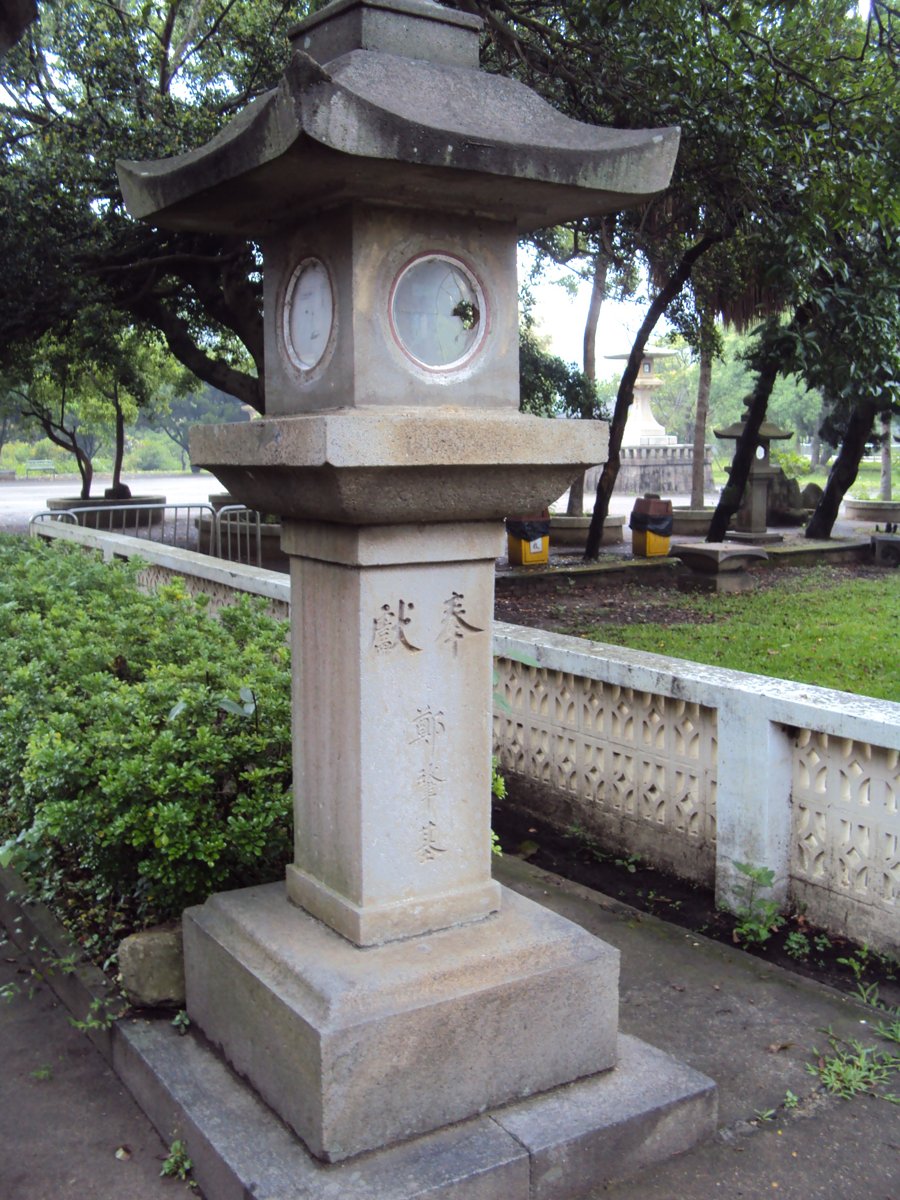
[[0, 536, 293, 933]]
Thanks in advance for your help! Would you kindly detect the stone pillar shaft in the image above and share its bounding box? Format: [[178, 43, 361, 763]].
[[282, 519, 502, 945]]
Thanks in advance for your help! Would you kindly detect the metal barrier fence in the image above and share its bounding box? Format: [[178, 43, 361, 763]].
[[214, 504, 263, 567], [30, 502, 227, 557], [29, 502, 270, 568]]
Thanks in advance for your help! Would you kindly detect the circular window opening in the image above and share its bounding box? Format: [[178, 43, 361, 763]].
[[390, 255, 485, 369], [283, 258, 333, 372]]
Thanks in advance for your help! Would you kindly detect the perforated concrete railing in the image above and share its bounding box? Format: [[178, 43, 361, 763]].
[[492, 654, 718, 886], [791, 731, 899, 947], [30, 522, 900, 954], [494, 623, 899, 956], [32, 521, 290, 619], [135, 561, 289, 620]]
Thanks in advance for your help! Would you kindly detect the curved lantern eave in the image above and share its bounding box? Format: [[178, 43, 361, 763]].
[[117, 47, 679, 236]]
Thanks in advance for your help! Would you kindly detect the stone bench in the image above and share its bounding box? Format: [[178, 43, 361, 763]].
[[669, 541, 768, 592]]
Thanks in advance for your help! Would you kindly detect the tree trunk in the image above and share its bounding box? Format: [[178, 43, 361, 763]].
[[584, 235, 720, 559], [810, 429, 821, 468], [806, 398, 878, 539], [706, 325, 791, 542], [566, 472, 585, 516], [691, 337, 712, 508], [27, 410, 94, 499], [112, 384, 125, 491], [880, 410, 892, 501], [77, 449, 93, 499], [567, 254, 608, 516]]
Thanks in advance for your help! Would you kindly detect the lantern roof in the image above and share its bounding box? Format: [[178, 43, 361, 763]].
[[714, 409, 793, 442], [117, 0, 679, 236]]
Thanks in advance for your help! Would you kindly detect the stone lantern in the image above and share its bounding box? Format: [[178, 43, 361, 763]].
[[118, 1, 714, 1192], [609, 347, 677, 448], [590, 346, 714, 499], [715, 409, 793, 542]]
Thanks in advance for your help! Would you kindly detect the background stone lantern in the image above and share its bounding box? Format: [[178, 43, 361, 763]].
[[615, 347, 678, 448], [118, 0, 714, 1191], [715, 409, 794, 542]]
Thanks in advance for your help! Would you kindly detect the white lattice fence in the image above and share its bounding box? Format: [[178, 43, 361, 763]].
[[792, 732, 899, 944], [136, 562, 290, 620], [493, 656, 718, 884], [494, 623, 899, 954]]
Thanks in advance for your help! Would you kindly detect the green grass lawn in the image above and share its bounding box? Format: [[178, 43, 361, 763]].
[[568, 568, 899, 701]]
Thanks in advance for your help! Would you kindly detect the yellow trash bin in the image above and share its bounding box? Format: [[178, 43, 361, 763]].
[[629, 495, 673, 557], [506, 515, 550, 566]]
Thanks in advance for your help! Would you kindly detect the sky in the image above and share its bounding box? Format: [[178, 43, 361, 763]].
[[519, 250, 671, 380]]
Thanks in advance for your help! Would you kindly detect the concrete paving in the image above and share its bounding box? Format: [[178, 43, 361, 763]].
[[0, 939, 181, 1200], [1, 855, 897, 1199]]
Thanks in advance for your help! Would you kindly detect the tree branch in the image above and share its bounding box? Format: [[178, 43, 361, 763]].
[[129, 294, 262, 411]]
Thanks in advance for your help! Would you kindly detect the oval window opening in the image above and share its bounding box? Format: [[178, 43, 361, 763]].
[[391, 255, 485, 369], [284, 258, 333, 371]]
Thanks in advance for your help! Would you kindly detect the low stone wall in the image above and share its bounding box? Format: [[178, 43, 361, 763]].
[[30, 520, 290, 618], [584, 446, 714, 498], [493, 624, 899, 956], [32, 521, 900, 954]]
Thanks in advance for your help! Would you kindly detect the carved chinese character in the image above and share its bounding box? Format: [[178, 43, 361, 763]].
[[418, 819, 447, 863], [409, 708, 447, 862], [409, 706, 445, 749], [372, 599, 421, 653], [439, 591, 483, 655]]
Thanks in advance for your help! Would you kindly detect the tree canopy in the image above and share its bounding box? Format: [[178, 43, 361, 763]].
[[2, 0, 897, 532], [3, 313, 188, 495], [454, 0, 899, 545], [0, 0, 312, 410]]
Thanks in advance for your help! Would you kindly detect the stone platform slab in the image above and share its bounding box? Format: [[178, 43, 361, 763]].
[[115, 1017, 715, 1200], [184, 882, 620, 1162], [670, 541, 768, 593]]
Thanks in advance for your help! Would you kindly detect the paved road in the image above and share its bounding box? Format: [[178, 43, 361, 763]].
[[0, 472, 221, 535]]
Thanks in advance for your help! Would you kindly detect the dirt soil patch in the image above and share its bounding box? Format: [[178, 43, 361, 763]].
[[494, 561, 889, 634], [492, 802, 900, 1011]]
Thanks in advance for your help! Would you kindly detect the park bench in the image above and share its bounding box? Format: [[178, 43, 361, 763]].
[[25, 459, 57, 476]]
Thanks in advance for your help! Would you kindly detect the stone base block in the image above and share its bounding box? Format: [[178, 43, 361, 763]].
[[117, 1019, 716, 1200], [677, 571, 757, 594], [726, 529, 784, 544], [184, 883, 620, 1162], [872, 534, 900, 567]]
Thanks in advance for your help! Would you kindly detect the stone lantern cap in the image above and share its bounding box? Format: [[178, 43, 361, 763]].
[[714, 411, 793, 441], [117, 0, 679, 235], [605, 346, 678, 365]]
